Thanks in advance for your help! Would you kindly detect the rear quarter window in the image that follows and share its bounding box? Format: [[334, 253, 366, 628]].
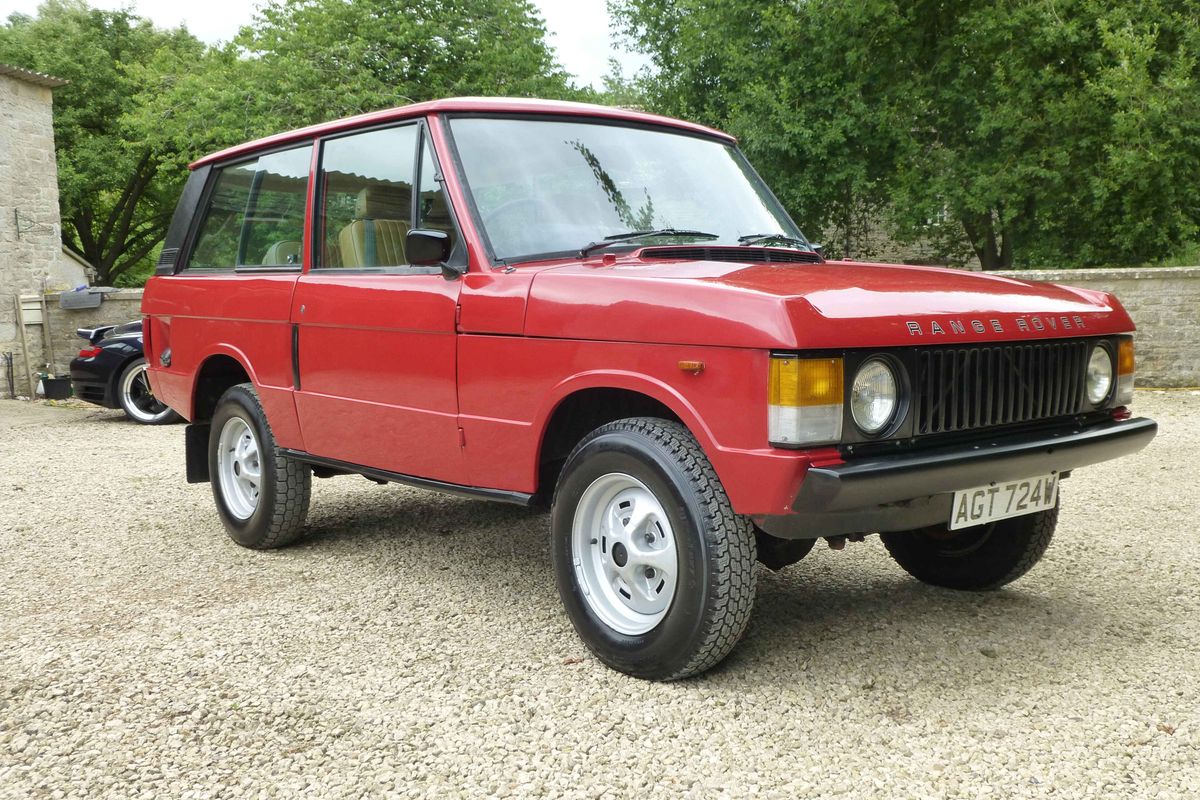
[[186, 145, 312, 270]]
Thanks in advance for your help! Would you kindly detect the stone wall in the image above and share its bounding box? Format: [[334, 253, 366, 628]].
[[47, 289, 144, 371], [4, 274, 1195, 397], [2, 290, 143, 396], [0, 70, 85, 397], [818, 207, 983, 270], [995, 266, 1200, 388]]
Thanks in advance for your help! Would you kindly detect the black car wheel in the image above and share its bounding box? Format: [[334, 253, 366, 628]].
[[551, 418, 757, 681], [209, 383, 311, 549], [881, 506, 1058, 591], [117, 357, 180, 425]]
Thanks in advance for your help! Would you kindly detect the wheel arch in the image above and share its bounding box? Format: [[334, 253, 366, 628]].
[[533, 372, 720, 503], [191, 349, 256, 422]]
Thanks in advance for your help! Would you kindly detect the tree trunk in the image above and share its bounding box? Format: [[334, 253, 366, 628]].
[[961, 211, 1011, 270], [62, 150, 164, 285]]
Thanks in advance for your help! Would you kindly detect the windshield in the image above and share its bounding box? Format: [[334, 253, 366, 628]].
[[448, 117, 808, 262]]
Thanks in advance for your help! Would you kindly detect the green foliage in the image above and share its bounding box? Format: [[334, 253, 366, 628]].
[[4, 0, 578, 286], [612, 0, 1200, 268], [129, 0, 582, 171], [0, 0, 203, 285]]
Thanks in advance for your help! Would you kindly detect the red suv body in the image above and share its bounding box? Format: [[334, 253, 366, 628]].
[[142, 98, 1156, 679]]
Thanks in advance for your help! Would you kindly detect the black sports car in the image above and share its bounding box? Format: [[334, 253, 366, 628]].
[[70, 321, 180, 424]]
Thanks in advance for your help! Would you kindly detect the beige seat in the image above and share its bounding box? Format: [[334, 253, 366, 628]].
[[339, 186, 410, 267], [261, 240, 301, 266]]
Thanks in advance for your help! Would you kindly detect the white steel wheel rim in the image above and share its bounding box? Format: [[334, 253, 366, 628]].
[[571, 472, 679, 635], [121, 361, 169, 422], [217, 417, 262, 520]]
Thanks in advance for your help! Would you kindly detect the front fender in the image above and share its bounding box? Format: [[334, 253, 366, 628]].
[[535, 369, 721, 463]]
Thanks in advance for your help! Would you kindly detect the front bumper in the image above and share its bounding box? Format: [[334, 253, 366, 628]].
[[756, 417, 1157, 539]]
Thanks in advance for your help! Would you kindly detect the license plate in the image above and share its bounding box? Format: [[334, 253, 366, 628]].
[[949, 474, 1059, 530]]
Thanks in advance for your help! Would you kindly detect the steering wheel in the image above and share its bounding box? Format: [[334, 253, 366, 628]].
[[483, 196, 550, 228]]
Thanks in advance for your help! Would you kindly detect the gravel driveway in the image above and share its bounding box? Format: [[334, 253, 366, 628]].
[[1, 392, 1197, 798]]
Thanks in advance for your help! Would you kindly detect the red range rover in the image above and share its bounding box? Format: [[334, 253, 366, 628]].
[[143, 98, 1156, 679]]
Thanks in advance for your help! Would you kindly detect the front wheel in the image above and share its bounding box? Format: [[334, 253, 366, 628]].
[[551, 418, 757, 680], [117, 357, 180, 425], [208, 383, 311, 549], [881, 506, 1058, 591]]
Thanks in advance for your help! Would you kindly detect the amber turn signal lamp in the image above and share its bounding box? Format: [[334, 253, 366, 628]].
[[1115, 337, 1135, 405], [678, 360, 705, 374], [768, 356, 844, 446], [1117, 338, 1135, 376], [769, 357, 843, 407]]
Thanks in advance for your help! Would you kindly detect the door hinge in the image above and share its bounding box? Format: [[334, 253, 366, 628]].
[[458, 427, 466, 448], [455, 304, 462, 329]]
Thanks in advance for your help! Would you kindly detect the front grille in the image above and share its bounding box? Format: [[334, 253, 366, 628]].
[[914, 340, 1091, 435], [640, 246, 822, 264]]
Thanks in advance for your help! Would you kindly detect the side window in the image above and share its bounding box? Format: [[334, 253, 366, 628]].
[[187, 145, 311, 270], [415, 139, 458, 253], [317, 125, 418, 269]]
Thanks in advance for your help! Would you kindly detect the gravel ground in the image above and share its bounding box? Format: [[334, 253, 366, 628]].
[[1, 391, 1197, 798]]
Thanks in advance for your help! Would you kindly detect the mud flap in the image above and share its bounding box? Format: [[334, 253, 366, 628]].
[[185, 423, 211, 483]]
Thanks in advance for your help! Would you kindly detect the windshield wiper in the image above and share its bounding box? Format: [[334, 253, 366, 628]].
[[579, 228, 719, 257], [737, 233, 812, 249]]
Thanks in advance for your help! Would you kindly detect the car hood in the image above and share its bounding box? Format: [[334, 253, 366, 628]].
[[523, 258, 1134, 349]]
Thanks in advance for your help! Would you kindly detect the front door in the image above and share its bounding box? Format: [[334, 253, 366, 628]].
[[291, 121, 466, 484]]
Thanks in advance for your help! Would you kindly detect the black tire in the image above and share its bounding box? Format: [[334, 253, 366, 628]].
[[117, 357, 180, 425], [880, 506, 1058, 591], [551, 418, 757, 680], [208, 383, 311, 549]]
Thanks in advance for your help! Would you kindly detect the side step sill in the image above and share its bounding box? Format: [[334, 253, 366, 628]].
[[279, 449, 535, 507]]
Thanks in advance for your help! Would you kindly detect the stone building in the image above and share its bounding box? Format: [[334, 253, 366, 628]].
[[1, 62, 87, 397]]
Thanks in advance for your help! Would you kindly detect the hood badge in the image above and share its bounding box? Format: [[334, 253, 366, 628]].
[[905, 315, 1087, 337]]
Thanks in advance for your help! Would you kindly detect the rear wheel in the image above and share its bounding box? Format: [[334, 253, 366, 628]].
[[208, 383, 310, 549], [117, 357, 179, 425], [881, 506, 1058, 591], [551, 418, 757, 680]]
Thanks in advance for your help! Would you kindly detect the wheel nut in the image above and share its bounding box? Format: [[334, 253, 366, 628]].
[[645, 567, 656, 579]]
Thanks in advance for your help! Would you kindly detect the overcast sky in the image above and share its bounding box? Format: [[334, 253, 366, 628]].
[[0, 0, 647, 89]]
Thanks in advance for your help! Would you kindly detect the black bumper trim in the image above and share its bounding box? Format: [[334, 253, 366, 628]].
[[795, 417, 1157, 513]]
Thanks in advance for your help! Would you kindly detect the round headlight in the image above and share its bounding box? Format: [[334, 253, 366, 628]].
[[851, 358, 899, 435], [1086, 346, 1114, 405]]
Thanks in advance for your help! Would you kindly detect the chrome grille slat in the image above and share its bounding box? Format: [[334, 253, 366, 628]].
[[914, 340, 1090, 435]]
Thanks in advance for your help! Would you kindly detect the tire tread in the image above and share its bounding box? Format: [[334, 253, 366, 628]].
[[216, 383, 310, 549], [882, 506, 1057, 591], [561, 417, 757, 680]]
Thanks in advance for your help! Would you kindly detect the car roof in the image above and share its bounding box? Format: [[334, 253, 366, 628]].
[[189, 97, 736, 169]]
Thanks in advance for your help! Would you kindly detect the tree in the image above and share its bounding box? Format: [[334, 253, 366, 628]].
[[129, 0, 582, 173], [4, 0, 578, 286], [612, 0, 1200, 268], [0, 1, 204, 285]]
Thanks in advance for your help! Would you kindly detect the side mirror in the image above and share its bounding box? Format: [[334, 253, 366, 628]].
[[407, 229, 461, 280], [407, 229, 452, 265]]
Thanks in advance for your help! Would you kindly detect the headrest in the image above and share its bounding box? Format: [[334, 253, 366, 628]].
[[355, 185, 410, 220]]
